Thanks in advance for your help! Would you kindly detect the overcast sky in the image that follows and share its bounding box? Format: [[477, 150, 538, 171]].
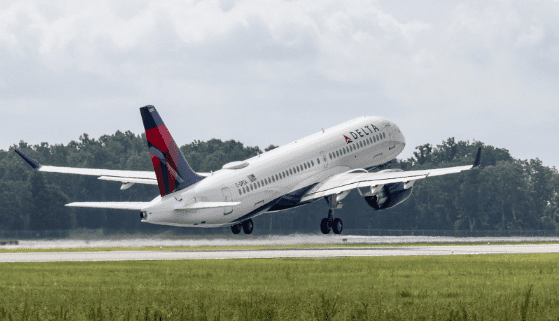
[[2, 0, 558, 168]]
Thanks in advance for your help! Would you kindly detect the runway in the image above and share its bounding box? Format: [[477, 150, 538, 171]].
[[2, 243, 559, 262]]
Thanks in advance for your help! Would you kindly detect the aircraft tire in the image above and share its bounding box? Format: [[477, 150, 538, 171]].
[[320, 218, 330, 234], [332, 218, 343, 234], [231, 224, 242, 234], [242, 219, 254, 234]]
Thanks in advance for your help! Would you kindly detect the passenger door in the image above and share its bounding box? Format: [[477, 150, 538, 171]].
[[222, 187, 233, 215]]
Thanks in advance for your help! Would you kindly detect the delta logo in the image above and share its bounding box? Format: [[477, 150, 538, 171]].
[[342, 124, 380, 144]]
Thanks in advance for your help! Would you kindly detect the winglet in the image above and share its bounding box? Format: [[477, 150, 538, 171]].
[[14, 149, 42, 170], [473, 147, 481, 168]]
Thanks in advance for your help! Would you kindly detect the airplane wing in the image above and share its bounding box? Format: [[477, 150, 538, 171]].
[[301, 147, 481, 202], [15, 149, 211, 188], [16, 149, 156, 179]]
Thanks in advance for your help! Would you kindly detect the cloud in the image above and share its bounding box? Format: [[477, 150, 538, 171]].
[[1, 0, 558, 167]]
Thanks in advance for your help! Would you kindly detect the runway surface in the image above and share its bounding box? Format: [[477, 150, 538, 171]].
[[4, 234, 559, 249], [2, 243, 559, 263]]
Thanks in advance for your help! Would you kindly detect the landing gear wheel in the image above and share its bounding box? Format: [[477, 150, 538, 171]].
[[332, 218, 343, 234], [320, 218, 331, 234], [231, 224, 242, 234], [242, 219, 254, 234]]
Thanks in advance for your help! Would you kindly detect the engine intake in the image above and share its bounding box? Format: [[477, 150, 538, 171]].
[[364, 182, 413, 210]]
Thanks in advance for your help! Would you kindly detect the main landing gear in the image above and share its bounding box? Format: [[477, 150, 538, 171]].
[[321, 195, 343, 234], [231, 219, 253, 235]]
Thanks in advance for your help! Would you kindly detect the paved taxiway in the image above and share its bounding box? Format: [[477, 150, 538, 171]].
[[2, 244, 559, 262]]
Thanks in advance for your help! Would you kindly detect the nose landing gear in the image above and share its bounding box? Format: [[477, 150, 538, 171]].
[[321, 195, 343, 234], [231, 219, 253, 235]]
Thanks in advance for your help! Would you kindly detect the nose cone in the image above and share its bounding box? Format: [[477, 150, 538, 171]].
[[391, 123, 405, 146], [398, 125, 406, 146]]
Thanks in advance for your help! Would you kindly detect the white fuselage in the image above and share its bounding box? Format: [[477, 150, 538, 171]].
[[142, 116, 406, 227]]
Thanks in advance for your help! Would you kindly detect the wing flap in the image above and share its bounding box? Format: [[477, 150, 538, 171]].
[[65, 202, 151, 210]]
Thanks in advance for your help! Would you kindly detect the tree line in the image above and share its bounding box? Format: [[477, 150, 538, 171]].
[[0, 132, 557, 235]]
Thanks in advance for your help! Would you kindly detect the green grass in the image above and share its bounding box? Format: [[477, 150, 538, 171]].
[[1, 240, 557, 253], [1, 254, 559, 320]]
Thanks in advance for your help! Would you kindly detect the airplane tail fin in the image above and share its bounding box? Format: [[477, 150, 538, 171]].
[[140, 105, 204, 197]]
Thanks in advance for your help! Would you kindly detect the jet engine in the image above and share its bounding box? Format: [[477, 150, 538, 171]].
[[362, 169, 415, 210]]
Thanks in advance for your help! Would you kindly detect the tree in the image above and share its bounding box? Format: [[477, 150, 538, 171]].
[[526, 158, 555, 229], [29, 172, 50, 230]]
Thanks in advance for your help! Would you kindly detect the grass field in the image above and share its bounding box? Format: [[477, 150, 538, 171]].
[[1, 254, 559, 320]]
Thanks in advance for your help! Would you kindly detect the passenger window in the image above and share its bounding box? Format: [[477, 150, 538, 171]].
[[275, 174, 279, 181], [336, 151, 339, 157], [383, 132, 386, 139], [283, 172, 286, 178], [307, 162, 311, 168], [250, 185, 253, 191], [257, 181, 261, 188], [329, 153, 332, 160], [317, 158, 320, 164], [296, 166, 300, 172], [360, 141, 363, 147], [311, 160, 314, 166], [238, 189, 241, 195], [242, 187, 246, 193], [290, 168, 293, 175], [304, 163, 307, 169]]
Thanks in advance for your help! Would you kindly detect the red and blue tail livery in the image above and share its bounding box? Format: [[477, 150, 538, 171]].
[[140, 105, 204, 197]]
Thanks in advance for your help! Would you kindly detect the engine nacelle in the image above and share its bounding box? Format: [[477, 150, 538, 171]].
[[364, 182, 413, 210]]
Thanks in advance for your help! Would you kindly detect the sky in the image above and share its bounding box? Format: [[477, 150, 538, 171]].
[[2, 0, 558, 168]]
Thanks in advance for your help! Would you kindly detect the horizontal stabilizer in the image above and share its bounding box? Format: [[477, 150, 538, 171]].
[[66, 202, 151, 210], [177, 201, 241, 210]]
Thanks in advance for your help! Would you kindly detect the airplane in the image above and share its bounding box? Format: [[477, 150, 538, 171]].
[[16, 105, 481, 235]]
